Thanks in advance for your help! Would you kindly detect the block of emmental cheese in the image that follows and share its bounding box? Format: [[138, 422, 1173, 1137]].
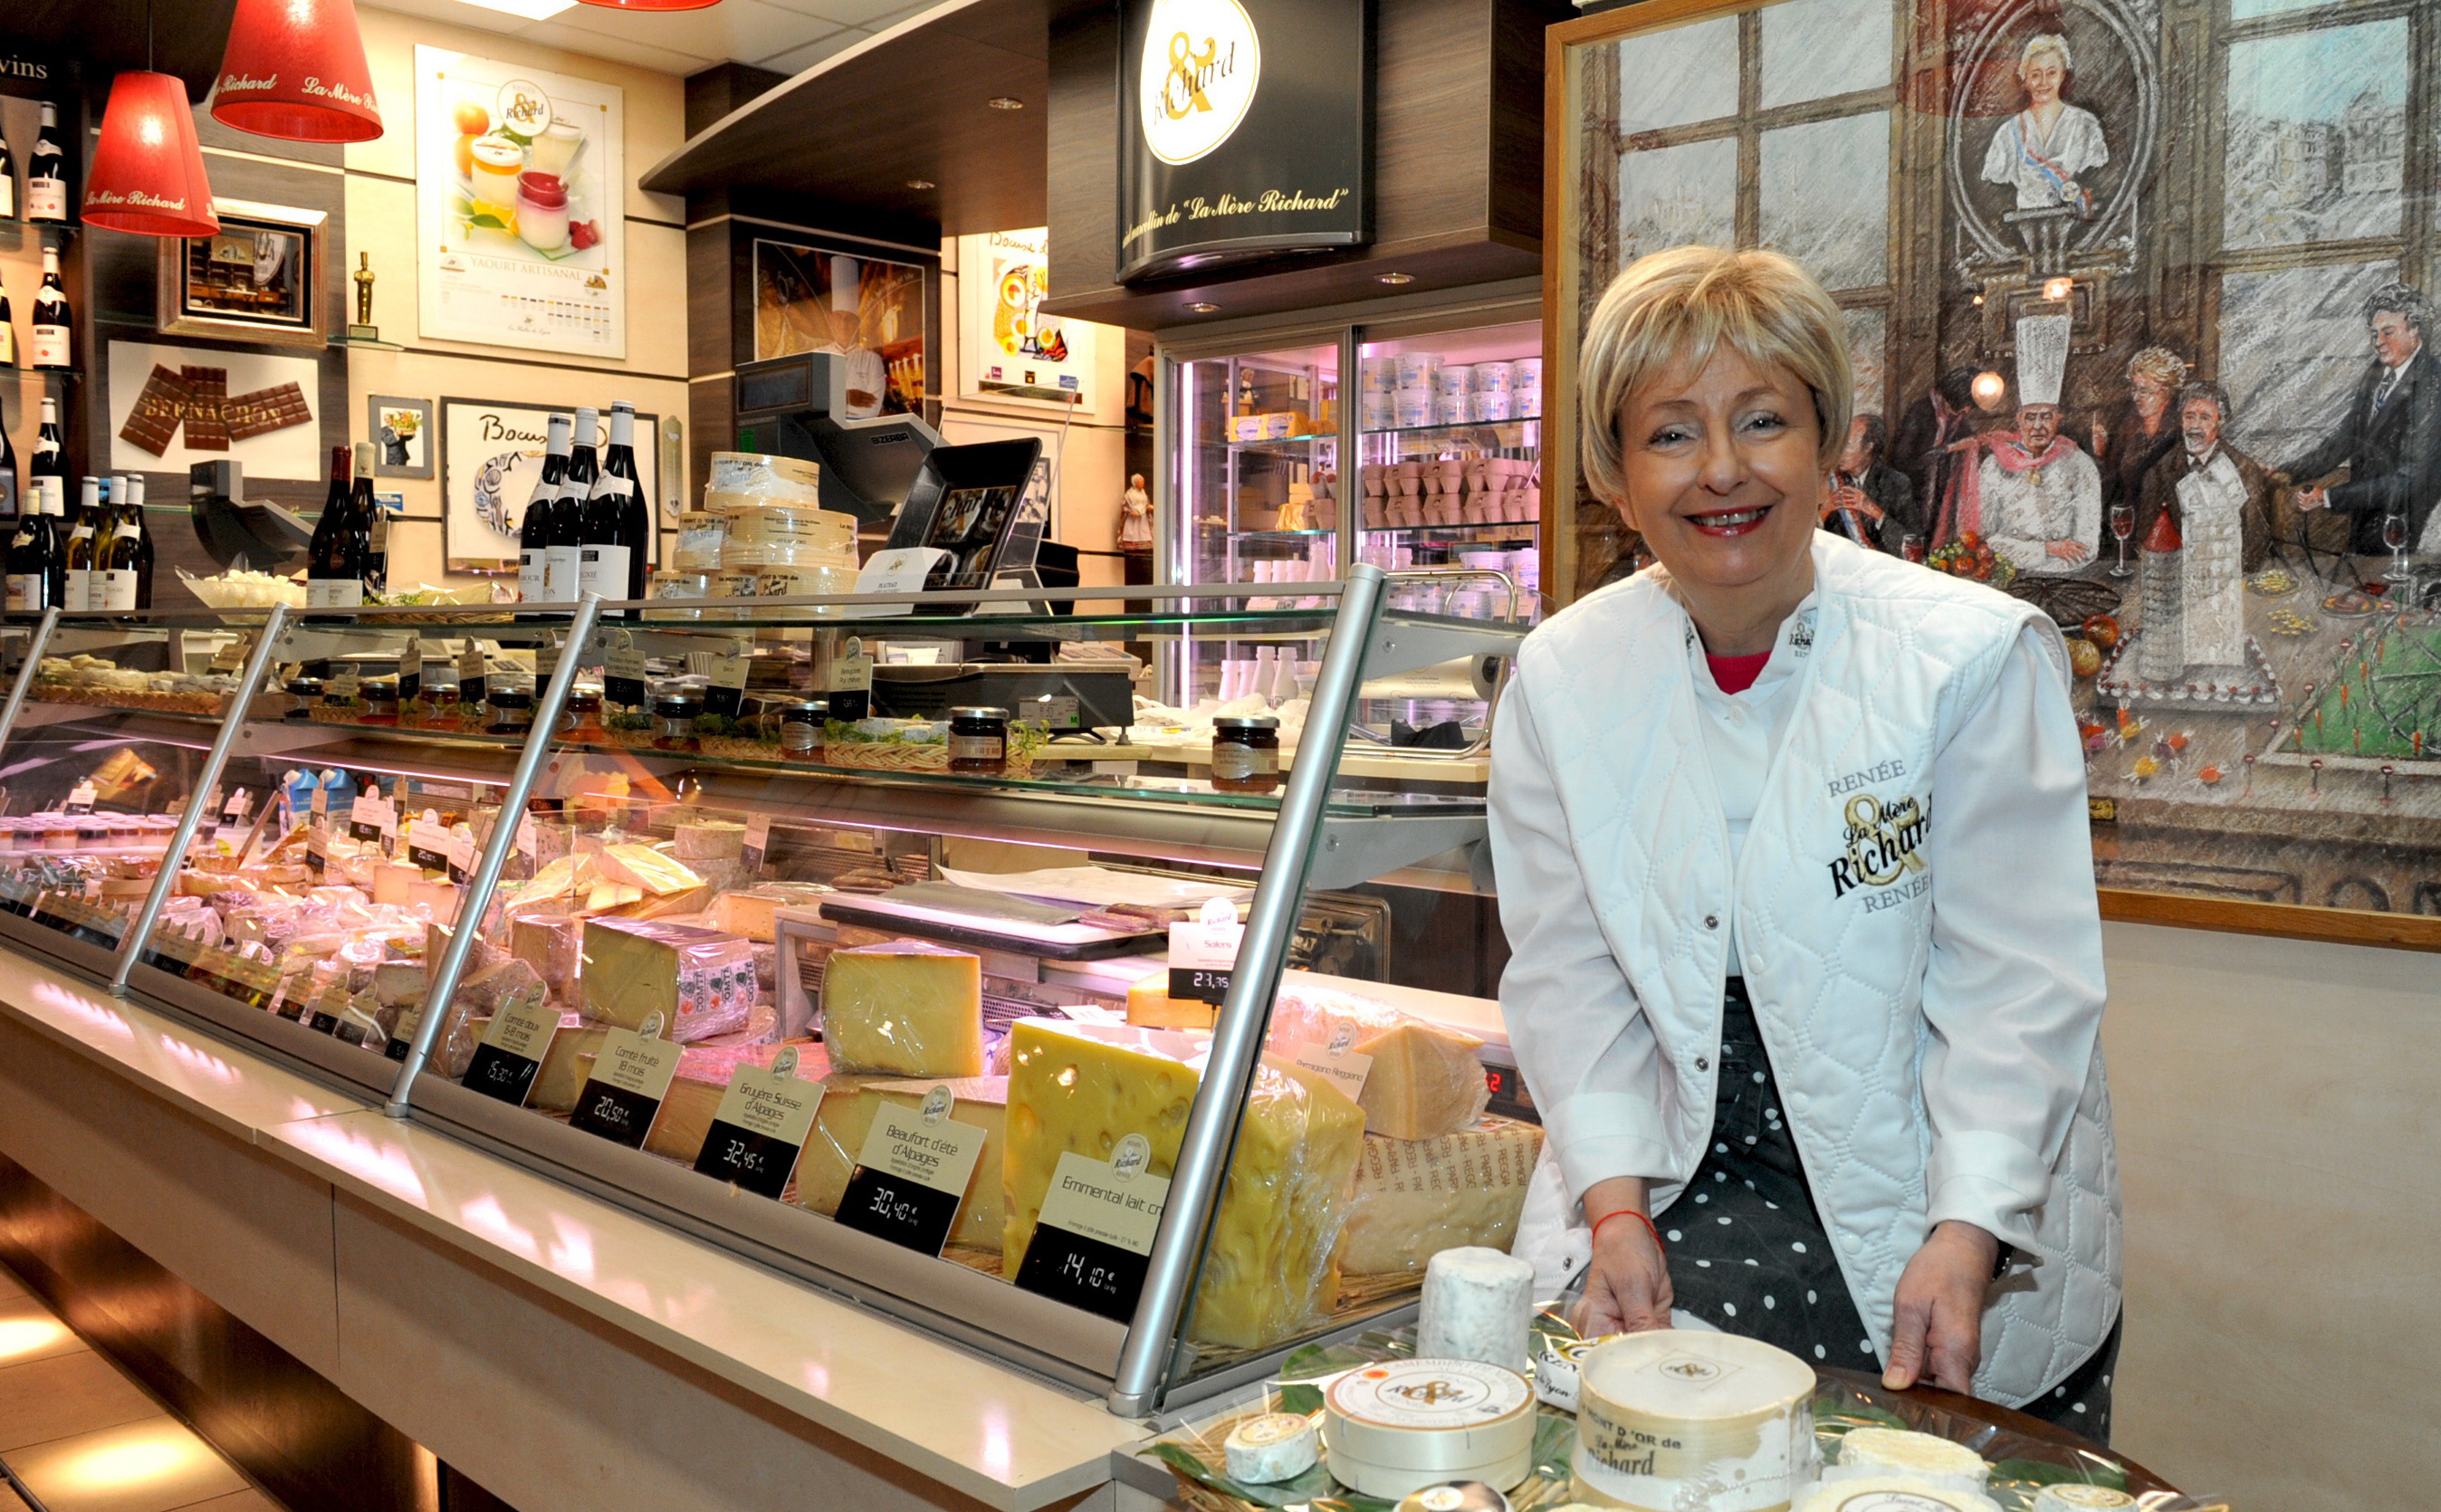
[[1125, 978, 1218, 1029], [1341, 1116, 1543, 1276], [1268, 987, 1489, 1140], [581, 918, 758, 1041], [641, 1038, 810, 1165], [820, 939, 983, 1077], [1002, 1019, 1365, 1349]]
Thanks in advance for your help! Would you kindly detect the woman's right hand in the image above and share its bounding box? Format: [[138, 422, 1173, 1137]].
[[1574, 1177, 1673, 1337]]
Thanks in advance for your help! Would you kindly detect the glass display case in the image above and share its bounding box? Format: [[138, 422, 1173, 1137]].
[[0, 575, 1529, 1415]]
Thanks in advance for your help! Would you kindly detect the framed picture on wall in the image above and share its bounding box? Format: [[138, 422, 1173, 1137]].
[[1545, 0, 2441, 943], [751, 235, 934, 420], [368, 396, 436, 481], [954, 228, 1097, 410], [441, 397, 659, 574], [155, 199, 329, 350]]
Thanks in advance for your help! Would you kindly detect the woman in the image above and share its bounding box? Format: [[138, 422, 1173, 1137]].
[[1979, 33, 2108, 214], [1492, 246, 2123, 1433], [2095, 347, 2190, 541]]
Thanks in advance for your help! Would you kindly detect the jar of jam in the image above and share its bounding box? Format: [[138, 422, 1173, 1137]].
[[284, 677, 322, 721], [948, 706, 1010, 775], [359, 678, 401, 725], [560, 687, 605, 741], [1211, 715, 1282, 793], [780, 699, 828, 759], [485, 685, 535, 737], [654, 694, 702, 751]]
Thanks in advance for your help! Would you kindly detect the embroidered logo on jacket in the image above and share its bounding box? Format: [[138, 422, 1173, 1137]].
[[1830, 791, 1929, 906]]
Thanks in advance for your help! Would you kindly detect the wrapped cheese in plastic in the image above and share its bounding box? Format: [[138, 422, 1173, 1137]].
[[1340, 1115, 1543, 1277], [820, 939, 983, 1077], [1265, 982, 1490, 1141], [782, 1074, 1007, 1252], [580, 917, 757, 1042], [1001, 1019, 1365, 1349]]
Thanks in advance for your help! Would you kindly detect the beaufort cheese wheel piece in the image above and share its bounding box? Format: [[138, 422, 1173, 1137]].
[[1353, 1019, 1491, 1141], [821, 939, 984, 1077], [1001, 1018, 1364, 1349], [866, 1077, 1008, 1251], [673, 821, 746, 862], [1831, 1429, 1991, 1496], [1222, 1412, 1319, 1484], [1797, 1478, 2005, 1512], [512, 914, 583, 1003], [1125, 978, 1217, 1029], [1324, 1359, 1535, 1499], [2031, 1488, 2135, 1512], [1573, 1332, 1815, 1512], [1417, 1247, 1535, 1372], [1343, 1117, 1543, 1276]]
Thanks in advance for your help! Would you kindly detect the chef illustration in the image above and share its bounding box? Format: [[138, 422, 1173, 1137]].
[[819, 255, 890, 419]]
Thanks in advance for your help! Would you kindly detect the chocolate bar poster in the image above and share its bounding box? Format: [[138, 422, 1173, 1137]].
[[106, 340, 323, 480], [415, 47, 627, 360], [441, 397, 657, 574]]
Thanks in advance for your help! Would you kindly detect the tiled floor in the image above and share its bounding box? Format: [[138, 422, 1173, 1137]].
[[0, 1267, 281, 1512]]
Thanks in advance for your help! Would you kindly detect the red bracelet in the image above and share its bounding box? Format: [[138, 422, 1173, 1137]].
[[1589, 1207, 1664, 1255]]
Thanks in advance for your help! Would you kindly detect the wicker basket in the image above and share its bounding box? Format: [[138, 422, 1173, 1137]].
[[821, 742, 1037, 776]]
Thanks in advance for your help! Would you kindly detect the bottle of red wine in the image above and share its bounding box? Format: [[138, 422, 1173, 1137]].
[[307, 445, 362, 608], [354, 442, 384, 597], [547, 406, 597, 602], [0, 111, 16, 220], [0, 280, 16, 368], [579, 400, 644, 610], [520, 413, 570, 608], [30, 248, 70, 370], [5, 469, 55, 612], [24, 103, 67, 225], [0, 397, 14, 522], [30, 402, 66, 609]]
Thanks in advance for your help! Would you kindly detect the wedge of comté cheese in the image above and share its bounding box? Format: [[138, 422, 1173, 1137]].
[[784, 1073, 1008, 1252], [1340, 1115, 1543, 1277], [580, 917, 758, 1041], [1002, 1019, 1365, 1349], [1125, 978, 1217, 1029], [819, 939, 983, 1077], [1266, 987, 1490, 1140]]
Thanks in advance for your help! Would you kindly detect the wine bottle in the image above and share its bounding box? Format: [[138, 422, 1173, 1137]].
[[0, 112, 16, 220], [354, 441, 384, 598], [24, 103, 66, 225], [98, 475, 144, 613], [546, 406, 596, 602], [30, 411, 65, 611], [62, 475, 101, 612], [612, 402, 652, 600], [5, 473, 53, 611], [520, 413, 570, 608], [130, 473, 152, 610], [0, 280, 15, 368], [0, 397, 15, 521], [30, 248, 69, 370], [579, 401, 642, 610], [306, 445, 363, 608]]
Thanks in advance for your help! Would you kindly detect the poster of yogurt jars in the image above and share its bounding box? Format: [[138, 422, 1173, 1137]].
[[415, 47, 626, 359]]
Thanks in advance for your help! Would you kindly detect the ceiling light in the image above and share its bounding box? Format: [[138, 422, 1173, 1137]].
[[85, 72, 220, 236], [211, 0, 384, 143], [1188, 301, 1220, 313], [987, 97, 1025, 110], [906, 178, 935, 190], [1378, 273, 1413, 285]]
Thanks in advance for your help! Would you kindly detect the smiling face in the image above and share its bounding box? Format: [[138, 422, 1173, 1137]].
[[2181, 397, 2223, 455], [2131, 372, 2175, 422], [2020, 53, 2065, 108], [1612, 344, 1824, 608], [2370, 309, 2420, 369], [2017, 404, 2061, 451]]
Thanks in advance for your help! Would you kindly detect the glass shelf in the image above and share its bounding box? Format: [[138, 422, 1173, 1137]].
[[1358, 520, 1540, 534], [0, 216, 78, 239], [329, 334, 407, 352], [1224, 433, 1335, 458], [0, 367, 81, 382], [1358, 416, 1541, 443]]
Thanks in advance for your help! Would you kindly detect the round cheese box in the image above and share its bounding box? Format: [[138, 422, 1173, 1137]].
[[1570, 1331, 1817, 1511], [1323, 1358, 1537, 1499], [1797, 1476, 2004, 1512]]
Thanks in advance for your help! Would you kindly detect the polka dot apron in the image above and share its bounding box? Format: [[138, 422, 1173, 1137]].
[[1663, 980, 2120, 1440]]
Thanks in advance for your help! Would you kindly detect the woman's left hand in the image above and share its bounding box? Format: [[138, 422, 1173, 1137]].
[[1881, 1220, 2000, 1394]]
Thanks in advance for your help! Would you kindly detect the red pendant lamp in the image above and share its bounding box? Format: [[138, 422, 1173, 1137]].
[[576, 0, 723, 11], [83, 72, 220, 237], [211, 0, 383, 144]]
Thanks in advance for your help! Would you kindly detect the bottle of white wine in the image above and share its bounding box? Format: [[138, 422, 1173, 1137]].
[[24, 103, 67, 225], [97, 474, 145, 613], [62, 475, 101, 612], [30, 248, 71, 370]]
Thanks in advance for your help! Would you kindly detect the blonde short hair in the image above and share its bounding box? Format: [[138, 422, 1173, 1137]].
[[2127, 346, 2187, 391], [2019, 33, 2072, 76], [1578, 245, 1853, 506]]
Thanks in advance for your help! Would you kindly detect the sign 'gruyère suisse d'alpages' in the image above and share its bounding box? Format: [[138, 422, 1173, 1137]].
[[1117, 0, 1369, 284]]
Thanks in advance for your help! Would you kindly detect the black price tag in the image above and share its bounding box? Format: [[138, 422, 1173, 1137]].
[[1168, 967, 1232, 1003], [457, 644, 486, 705], [832, 1089, 987, 1257], [458, 998, 560, 1103], [691, 1048, 821, 1200], [307, 1006, 344, 1035], [836, 1170, 966, 1255], [570, 1082, 662, 1148], [1012, 1228, 1153, 1323], [695, 1124, 803, 1198], [704, 648, 749, 719], [604, 645, 648, 710], [566, 1023, 681, 1149]]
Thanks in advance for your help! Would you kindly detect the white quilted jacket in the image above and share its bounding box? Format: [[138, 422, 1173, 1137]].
[[1490, 534, 2123, 1405]]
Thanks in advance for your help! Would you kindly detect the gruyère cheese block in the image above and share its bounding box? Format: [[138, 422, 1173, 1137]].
[[673, 821, 745, 862], [1342, 1116, 1543, 1276], [1222, 1413, 1319, 1484], [1126, 978, 1217, 1029], [581, 918, 757, 1041], [1266, 986, 1490, 1140], [1797, 1479, 2004, 1512], [1002, 1019, 1364, 1349], [1829, 1429, 1991, 1496], [512, 914, 583, 1003], [820, 940, 983, 1077], [640, 1038, 809, 1164], [1417, 1247, 1534, 1372], [1574, 1332, 1815, 1512], [2031, 1487, 2135, 1512]]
